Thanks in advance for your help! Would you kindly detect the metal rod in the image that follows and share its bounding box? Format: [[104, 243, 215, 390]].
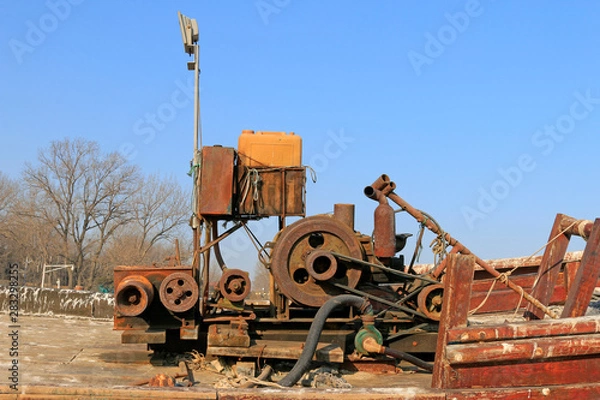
[[193, 43, 202, 153], [330, 252, 439, 284], [197, 223, 243, 253], [385, 323, 429, 343], [329, 282, 429, 319], [385, 189, 557, 319], [375, 287, 424, 318]]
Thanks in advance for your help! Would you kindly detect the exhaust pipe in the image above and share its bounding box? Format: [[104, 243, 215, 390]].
[[364, 185, 396, 259]]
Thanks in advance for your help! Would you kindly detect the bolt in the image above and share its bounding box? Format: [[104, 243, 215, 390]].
[[128, 293, 139, 304]]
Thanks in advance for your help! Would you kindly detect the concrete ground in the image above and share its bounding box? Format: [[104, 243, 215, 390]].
[[0, 315, 432, 395]]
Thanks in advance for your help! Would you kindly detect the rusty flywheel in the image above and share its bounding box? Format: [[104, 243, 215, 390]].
[[270, 215, 364, 307]]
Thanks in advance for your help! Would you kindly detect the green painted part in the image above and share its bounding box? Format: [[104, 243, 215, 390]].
[[354, 323, 383, 355]]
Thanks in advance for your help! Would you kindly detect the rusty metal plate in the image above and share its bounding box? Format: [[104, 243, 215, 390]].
[[121, 329, 166, 344], [207, 323, 251, 348], [199, 146, 235, 216]]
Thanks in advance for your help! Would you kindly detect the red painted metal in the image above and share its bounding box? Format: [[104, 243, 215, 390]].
[[433, 238, 600, 391], [432, 254, 475, 389], [524, 214, 571, 320], [562, 218, 600, 317]]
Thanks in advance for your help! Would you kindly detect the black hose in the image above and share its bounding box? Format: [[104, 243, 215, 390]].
[[278, 294, 372, 387], [383, 347, 433, 372]]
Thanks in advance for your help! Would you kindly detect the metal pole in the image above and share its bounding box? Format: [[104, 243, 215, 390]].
[[191, 43, 202, 231], [195, 43, 202, 151]]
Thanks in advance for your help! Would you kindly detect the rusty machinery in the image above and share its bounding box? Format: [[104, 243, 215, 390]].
[[115, 147, 588, 364], [113, 13, 597, 373]]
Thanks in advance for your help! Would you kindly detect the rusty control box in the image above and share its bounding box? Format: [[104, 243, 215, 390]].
[[196, 132, 306, 219], [198, 146, 236, 216]]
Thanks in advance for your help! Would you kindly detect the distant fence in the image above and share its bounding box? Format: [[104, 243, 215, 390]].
[[0, 286, 113, 319]]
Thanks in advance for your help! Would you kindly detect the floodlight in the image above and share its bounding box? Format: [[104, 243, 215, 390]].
[[178, 11, 199, 55]]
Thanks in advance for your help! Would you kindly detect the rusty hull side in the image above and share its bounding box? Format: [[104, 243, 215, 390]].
[[433, 219, 600, 392]]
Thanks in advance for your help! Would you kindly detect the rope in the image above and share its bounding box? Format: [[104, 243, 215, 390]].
[[419, 210, 448, 267], [241, 222, 270, 265], [239, 168, 261, 214], [468, 219, 580, 316], [306, 165, 317, 183], [468, 279, 498, 316]]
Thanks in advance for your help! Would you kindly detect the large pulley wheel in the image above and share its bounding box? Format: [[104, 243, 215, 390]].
[[270, 215, 364, 307], [417, 284, 444, 321], [159, 272, 199, 313]]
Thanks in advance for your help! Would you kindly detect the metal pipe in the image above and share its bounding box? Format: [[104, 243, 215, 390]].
[[334, 203, 355, 231], [361, 336, 433, 371], [212, 223, 228, 272], [115, 275, 154, 317], [384, 184, 557, 319], [559, 215, 594, 240], [364, 186, 387, 205], [370, 174, 390, 191], [364, 186, 396, 258]]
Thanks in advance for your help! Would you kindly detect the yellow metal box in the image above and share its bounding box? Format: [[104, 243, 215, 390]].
[[238, 130, 302, 167]]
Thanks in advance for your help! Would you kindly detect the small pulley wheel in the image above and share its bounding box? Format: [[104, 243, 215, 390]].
[[219, 269, 251, 302], [417, 284, 444, 321], [159, 272, 199, 313]]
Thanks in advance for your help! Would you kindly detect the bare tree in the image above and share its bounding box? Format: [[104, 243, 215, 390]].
[[100, 174, 190, 266], [0, 173, 19, 279], [22, 138, 139, 288], [0, 175, 63, 284], [0, 172, 17, 218], [131, 173, 189, 262], [251, 261, 271, 300]]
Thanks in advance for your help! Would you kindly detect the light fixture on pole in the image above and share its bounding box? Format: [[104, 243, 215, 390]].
[[178, 11, 202, 230]]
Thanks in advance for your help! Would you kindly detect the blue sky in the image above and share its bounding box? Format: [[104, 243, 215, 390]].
[[1, 1, 599, 269]]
